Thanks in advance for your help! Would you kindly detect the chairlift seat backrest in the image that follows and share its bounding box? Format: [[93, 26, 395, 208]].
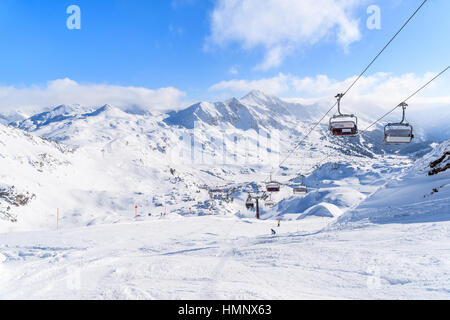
[[384, 123, 414, 144], [329, 94, 358, 137], [293, 186, 307, 194], [266, 182, 281, 192], [383, 103, 414, 144], [265, 200, 275, 207], [330, 120, 357, 129], [329, 114, 358, 136]]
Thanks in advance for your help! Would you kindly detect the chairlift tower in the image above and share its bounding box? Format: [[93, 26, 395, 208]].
[[247, 191, 268, 220]]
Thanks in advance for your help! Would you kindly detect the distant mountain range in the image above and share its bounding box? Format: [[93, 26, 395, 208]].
[[0, 90, 444, 232]]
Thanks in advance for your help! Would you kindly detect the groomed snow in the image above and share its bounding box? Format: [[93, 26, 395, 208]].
[[0, 215, 449, 299]]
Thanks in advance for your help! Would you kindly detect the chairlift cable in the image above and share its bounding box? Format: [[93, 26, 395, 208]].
[[276, 101, 338, 170], [341, 0, 428, 98], [268, 0, 429, 180], [263, 57, 445, 200], [362, 65, 450, 132]]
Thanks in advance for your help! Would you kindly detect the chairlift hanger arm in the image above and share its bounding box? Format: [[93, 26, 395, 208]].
[[400, 102, 408, 124], [335, 93, 344, 116]]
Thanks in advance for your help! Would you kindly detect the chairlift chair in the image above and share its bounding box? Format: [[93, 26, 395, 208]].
[[293, 175, 308, 195], [329, 93, 358, 136], [209, 188, 223, 194], [265, 199, 275, 207], [266, 182, 281, 193], [245, 195, 255, 210], [384, 102, 414, 144], [265, 194, 275, 207], [293, 185, 307, 195], [266, 174, 281, 193]]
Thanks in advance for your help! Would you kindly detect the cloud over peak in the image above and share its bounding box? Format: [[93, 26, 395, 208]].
[[209, 71, 450, 120], [0, 79, 187, 114]]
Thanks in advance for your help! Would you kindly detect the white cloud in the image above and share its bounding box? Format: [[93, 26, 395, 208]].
[[289, 72, 450, 113], [209, 73, 291, 95], [207, 0, 364, 70], [210, 70, 450, 140], [0, 79, 187, 114], [209, 71, 450, 122], [254, 46, 289, 71]]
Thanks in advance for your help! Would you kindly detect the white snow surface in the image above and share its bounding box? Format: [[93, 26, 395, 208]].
[[0, 215, 449, 299], [0, 91, 449, 299]]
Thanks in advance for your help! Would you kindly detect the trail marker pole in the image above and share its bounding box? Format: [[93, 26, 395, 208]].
[[189, 208, 191, 216], [135, 205, 138, 217]]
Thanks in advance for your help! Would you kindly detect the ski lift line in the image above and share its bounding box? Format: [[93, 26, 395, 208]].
[[363, 65, 450, 132], [267, 0, 428, 181], [262, 102, 336, 184], [304, 152, 335, 176], [264, 102, 337, 183], [403, 65, 450, 103], [271, 101, 338, 177], [299, 65, 449, 173], [341, 0, 428, 98]]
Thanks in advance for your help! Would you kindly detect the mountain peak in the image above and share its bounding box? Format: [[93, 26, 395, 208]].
[[240, 90, 284, 107], [242, 90, 273, 101], [96, 104, 114, 113], [51, 104, 84, 115]]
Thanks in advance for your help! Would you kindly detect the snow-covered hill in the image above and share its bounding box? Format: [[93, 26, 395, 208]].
[[0, 91, 449, 299], [0, 124, 74, 229], [338, 139, 450, 224], [1, 91, 438, 233]]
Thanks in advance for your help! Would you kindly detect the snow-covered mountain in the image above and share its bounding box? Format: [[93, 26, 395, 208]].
[[0, 90, 442, 233], [0, 124, 74, 230], [0, 91, 449, 299], [164, 90, 318, 132], [0, 111, 28, 125]]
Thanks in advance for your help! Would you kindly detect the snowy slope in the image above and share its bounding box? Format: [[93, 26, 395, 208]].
[[0, 111, 28, 125], [1, 215, 449, 299], [0, 124, 74, 229], [0, 91, 449, 299], [339, 139, 450, 224], [1, 91, 437, 233], [0, 119, 220, 232]]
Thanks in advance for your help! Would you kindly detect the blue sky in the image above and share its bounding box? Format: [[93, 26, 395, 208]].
[[0, 0, 448, 111]]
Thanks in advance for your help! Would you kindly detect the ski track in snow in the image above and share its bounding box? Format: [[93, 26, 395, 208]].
[[0, 215, 449, 299]]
